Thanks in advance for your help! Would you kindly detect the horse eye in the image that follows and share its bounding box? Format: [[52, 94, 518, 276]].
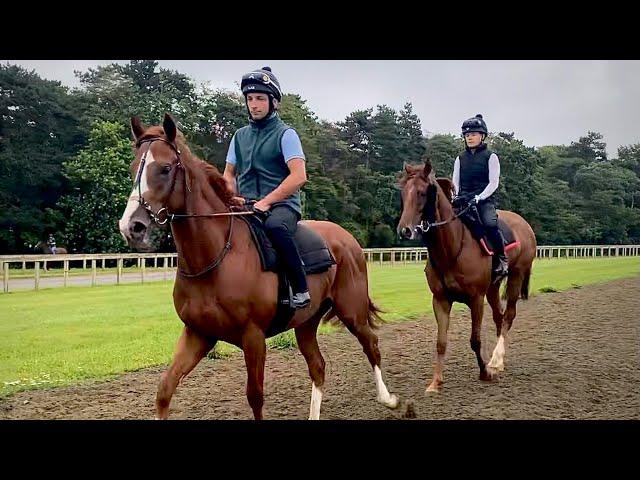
[[161, 164, 172, 174]]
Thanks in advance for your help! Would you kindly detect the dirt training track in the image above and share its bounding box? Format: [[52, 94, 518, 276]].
[[2, 277, 638, 420]]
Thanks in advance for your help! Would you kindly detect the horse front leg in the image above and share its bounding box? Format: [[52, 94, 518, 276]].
[[427, 295, 452, 393], [242, 324, 267, 420], [156, 326, 214, 419], [470, 295, 495, 382]]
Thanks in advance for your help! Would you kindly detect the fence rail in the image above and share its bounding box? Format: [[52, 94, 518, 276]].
[[1, 245, 639, 293]]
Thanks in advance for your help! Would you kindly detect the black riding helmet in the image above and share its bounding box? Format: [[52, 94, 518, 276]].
[[241, 66, 282, 100], [240, 66, 282, 119], [461, 114, 488, 136]]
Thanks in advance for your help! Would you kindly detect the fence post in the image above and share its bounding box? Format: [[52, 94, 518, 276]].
[[91, 259, 97, 286], [141, 258, 146, 284], [3, 262, 8, 293], [35, 262, 40, 291], [64, 260, 69, 287], [117, 258, 123, 285]]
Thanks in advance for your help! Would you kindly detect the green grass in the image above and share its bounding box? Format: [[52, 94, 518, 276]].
[[368, 256, 640, 321], [1, 256, 638, 397]]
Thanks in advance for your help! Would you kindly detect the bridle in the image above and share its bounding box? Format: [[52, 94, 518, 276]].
[[132, 136, 254, 278]]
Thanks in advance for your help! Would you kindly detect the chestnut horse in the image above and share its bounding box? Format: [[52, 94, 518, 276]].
[[118, 113, 399, 419], [397, 160, 536, 392]]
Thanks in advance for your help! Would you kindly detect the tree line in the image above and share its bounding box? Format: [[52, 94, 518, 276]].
[[1, 60, 639, 254]]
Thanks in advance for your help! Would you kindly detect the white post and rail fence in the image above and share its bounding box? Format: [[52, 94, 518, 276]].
[[1, 245, 639, 293]]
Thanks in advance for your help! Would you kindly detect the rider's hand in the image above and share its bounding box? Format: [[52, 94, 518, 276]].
[[253, 200, 271, 213], [473, 195, 481, 204], [230, 196, 245, 207]]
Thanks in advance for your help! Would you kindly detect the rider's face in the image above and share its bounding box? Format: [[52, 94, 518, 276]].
[[464, 132, 483, 148], [246, 93, 271, 120]]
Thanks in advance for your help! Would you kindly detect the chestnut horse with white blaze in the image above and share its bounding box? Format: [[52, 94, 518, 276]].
[[118, 113, 399, 419]]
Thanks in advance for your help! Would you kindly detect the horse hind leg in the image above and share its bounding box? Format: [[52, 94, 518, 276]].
[[334, 294, 399, 409], [488, 270, 524, 375], [156, 326, 215, 420], [486, 282, 506, 373]]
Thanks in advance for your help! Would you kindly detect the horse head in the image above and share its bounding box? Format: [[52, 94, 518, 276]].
[[397, 158, 454, 240], [119, 113, 235, 253], [118, 113, 188, 252]]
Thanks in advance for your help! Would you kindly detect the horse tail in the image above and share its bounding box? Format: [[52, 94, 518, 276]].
[[520, 268, 531, 300], [321, 297, 385, 330], [501, 267, 532, 301], [367, 297, 386, 329]]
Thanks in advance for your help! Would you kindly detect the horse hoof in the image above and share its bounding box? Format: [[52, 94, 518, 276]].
[[487, 357, 505, 372], [378, 393, 400, 409], [426, 384, 441, 394], [481, 369, 498, 381]]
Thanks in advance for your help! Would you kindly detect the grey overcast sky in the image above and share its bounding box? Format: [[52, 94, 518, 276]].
[[5, 60, 639, 157]]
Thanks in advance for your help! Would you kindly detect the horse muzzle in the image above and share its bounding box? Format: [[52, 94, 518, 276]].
[[398, 226, 415, 240], [118, 216, 153, 252]]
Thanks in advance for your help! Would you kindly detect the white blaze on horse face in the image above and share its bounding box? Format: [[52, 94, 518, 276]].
[[402, 184, 418, 240], [374, 365, 399, 408], [309, 382, 323, 420], [118, 150, 157, 240]]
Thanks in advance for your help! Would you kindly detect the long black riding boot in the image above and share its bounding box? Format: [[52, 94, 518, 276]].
[[487, 226, 509, 280], [263, 206, 310, 309]]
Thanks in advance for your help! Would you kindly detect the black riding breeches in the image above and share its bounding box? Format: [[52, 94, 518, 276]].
[[477, 200, 505, 255], [263, 205, 308, 293]]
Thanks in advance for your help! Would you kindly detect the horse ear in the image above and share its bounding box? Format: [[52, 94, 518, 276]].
[[163, 113, 177, 143], [404, 162, 413, 174], [436, 177, 454, 202], [130, 116, 145, 140]]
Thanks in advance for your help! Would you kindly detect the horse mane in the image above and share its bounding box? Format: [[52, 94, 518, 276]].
[[398, 164, 424, 187], [134, 126, 166, 145], [400, 166, 455, 201], [174, 136, 234, 206], [197, 160, 234, 206], [424, 184, 437, 223]]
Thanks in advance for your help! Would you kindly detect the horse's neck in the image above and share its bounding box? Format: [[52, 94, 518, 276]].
[[430, 195, 463, 267], [170, 174, 232, 274]]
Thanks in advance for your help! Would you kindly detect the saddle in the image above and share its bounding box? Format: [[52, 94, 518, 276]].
[[453, 201, 520, 256], [238, 214, 336, 337]]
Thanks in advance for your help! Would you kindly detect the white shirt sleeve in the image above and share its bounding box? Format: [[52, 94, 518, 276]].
[[477, 153, 500, 200], [452, 157, 460, 195]]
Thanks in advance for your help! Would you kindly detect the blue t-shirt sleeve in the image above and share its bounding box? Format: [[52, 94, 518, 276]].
[[281, 129, 306, 163], [225, 133, 237, 166]]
